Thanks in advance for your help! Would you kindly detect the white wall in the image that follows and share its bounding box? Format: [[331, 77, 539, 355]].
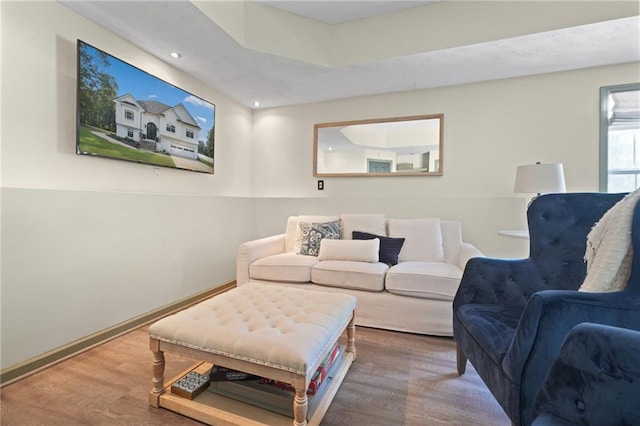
[[1, 189, 255, 368], [251, 62, 640, 256], [1, 1, 253, 196], [0, 1, 255, 369], [1, 0, 639, 371]]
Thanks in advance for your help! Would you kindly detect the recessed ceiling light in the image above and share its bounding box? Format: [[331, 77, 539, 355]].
[[253, 101, 261, 107], [170, 52, 181, 59]]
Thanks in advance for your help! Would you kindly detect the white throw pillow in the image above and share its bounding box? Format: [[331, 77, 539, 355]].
[[388, 218, 445, 262], [340, 214, 386, 240], [294, 215, 340, 253], [317, 239, 380, 263]]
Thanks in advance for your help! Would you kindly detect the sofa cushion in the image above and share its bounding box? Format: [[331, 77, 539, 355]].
[[440, 220, 463, 266], [249, 252, 318, 282], [297, 220, 342, 256], [340, 214, 386, 240], [352, 231, 405, 266], [385, 262, 462, 300], [312, 260, 388, 291], [318, 238, 379, 262], [293, 215, 340, 253], [284, 216, 299, 253], [388, 218, 445, 262]]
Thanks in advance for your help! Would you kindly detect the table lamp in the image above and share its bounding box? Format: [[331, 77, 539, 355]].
[[514, 162, 566, 197]]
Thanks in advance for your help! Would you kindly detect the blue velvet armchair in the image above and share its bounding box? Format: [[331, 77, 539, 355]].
[[453, 192, 640, 426], [532, 323, 640, 426]]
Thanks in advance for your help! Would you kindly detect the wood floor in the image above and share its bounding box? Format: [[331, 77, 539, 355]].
[[0, 326, 510, 426]]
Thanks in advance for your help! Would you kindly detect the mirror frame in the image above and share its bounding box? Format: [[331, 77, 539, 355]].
[[313, 114, 444, 177]]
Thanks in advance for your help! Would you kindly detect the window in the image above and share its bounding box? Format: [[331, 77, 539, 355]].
[[166, 124, 175, 133], [600, 83, 640, 193], [186, 129, 194, 139], [124, 109, 134, 120], [367, 159, 392, 173], [127, 129, 134, 138]]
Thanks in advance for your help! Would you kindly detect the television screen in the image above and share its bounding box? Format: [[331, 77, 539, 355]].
[[76, 40, 215, 174]]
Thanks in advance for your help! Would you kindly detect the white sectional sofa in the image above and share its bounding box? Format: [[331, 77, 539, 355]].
[[236, 214, 483, 336]]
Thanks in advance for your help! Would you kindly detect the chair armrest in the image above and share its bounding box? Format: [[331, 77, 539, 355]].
[[453, 257, 544, 309], [502, 289, 640, 424], [458, 242, 484, 270], [236, 234, 286, 285], [532, 323, 640, 426]]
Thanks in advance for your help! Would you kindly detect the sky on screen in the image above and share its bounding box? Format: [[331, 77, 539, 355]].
[[87, 43, 215, 142]]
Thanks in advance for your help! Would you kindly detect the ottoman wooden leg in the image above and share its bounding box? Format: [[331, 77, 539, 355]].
[[149, 338, 165, 407], [347, 312, 356, 361], [293, 387, 308, 426]]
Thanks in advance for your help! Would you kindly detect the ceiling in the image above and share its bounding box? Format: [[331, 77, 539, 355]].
[[259, 1, 436, 24], [60, 1, 639, 110]]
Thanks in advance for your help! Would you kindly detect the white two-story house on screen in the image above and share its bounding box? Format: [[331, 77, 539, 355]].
[[113, 94, 200, 159]]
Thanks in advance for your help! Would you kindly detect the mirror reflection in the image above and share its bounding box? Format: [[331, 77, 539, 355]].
[[314, 114, 443, 177]]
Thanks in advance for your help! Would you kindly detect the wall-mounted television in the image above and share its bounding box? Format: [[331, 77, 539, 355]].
[[76, 39, 215, 174]]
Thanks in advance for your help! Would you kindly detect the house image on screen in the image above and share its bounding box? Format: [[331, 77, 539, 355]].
[[113, 94, 200, 160]]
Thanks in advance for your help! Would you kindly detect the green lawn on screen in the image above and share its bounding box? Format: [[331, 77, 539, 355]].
[[78, 127, 176, 168]]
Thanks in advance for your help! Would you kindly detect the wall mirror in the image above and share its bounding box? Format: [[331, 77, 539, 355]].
[[314, 114, 443, 177]]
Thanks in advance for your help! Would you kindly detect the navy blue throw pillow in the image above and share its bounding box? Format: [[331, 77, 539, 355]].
[[352, 231, 405, 266]]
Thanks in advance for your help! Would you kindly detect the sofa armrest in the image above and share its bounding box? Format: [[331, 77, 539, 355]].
[[236, 234, 286, 285], [532, 323, 640, 426], [458, 242, 484, 270]]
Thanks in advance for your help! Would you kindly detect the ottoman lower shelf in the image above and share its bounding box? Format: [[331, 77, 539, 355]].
[[158, 353, 354, 426]]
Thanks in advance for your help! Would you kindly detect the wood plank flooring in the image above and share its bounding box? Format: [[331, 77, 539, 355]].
[[1, 326, 510, 425]]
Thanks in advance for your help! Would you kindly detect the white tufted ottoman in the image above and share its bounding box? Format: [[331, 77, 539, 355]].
[[148, 283, 357, 426]]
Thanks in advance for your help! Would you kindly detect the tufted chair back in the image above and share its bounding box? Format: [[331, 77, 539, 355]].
[[526, 192, 626, 294], [453, 193, 627, 313]]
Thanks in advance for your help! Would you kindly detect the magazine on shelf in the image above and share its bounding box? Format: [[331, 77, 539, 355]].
[[262, 342, 342, 395], [208, 345, 345, 418]]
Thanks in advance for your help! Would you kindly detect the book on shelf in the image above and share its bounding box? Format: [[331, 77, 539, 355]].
[[261, 342, 342, 395], [208, 345, 345, 418], [209, 365, 261, 382]]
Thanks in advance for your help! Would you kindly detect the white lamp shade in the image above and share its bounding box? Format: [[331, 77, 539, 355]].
[[514, 163, 566, 194]]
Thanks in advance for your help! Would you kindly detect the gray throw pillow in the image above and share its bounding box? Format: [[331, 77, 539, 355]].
[[298, 220, 341, 256]]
